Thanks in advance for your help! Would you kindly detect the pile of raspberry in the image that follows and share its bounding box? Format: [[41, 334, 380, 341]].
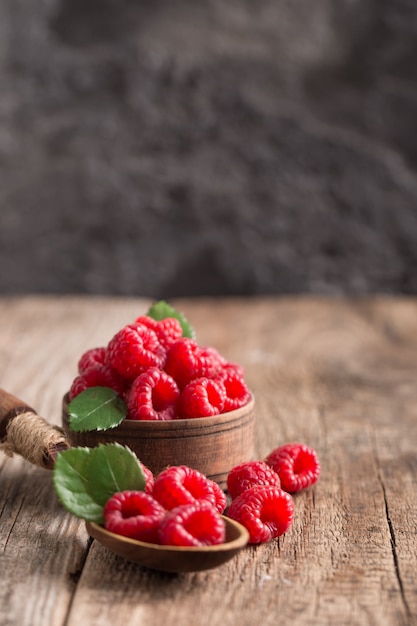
[[104, 464, 228, 547], [103, 442, 320, 547], [69, 314, 251, 420], [226, 441, 320, 543]]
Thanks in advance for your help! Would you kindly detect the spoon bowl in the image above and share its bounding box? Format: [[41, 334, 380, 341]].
[[86, 516, 249, 573]]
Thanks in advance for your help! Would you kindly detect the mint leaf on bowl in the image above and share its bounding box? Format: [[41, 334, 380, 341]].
[[52, 443, 146, 523], [147, 300, 195, 339], [68, 387, 127, 432]]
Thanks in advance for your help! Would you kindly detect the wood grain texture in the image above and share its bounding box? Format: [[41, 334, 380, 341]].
[[0, 296, 416, 626]]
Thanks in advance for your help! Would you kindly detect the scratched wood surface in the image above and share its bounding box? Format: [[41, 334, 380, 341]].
[[0, 296, 416, 626]]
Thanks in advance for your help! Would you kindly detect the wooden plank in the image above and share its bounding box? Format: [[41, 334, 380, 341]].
[[0, 296, 416, 626], [0, 297, 151, 626]]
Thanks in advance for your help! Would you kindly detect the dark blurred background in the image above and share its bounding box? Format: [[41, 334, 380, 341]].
[[1, 0, 417, 298]]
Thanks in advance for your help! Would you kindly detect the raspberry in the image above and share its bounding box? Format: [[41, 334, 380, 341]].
[[126, 367, 180, 421], [164, 338, 218, 389], [103, 491, 166, 543], [152, 465, 227, 513], [198, 346, 226, 369], [265, 442, 320, 493], [69, 364, 127, 400], [158, 501, 226, 547], [222, 361, 246, 380], [227, 460, 281, 499], [107, 323, 166, 381], [134, 315, 183, 349], [215, 368, 251, 412], [140, 462, 155, 494], [179, 377, 226, 418], [227, 486, 294, 544], [77, 347, 107, 374], [204, 348, 246, 380]]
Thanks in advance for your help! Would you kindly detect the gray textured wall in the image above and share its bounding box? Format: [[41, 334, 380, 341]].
[[1, 0, 417, 297]]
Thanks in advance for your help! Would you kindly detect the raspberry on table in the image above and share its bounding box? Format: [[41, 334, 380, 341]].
[[179, 377, 226, 418], [126, 367, 180, 421], [227, 460, 281, 499], [103, 491, 166, 544], [107, 323, 166, 381], [158, 501, 226, 547], [152, 465, 227, 513], [214, 368, 251, 412], [265, 442, 320, 493], [164, 338, 219, 389], [69, 364, 128, 400], [77, 347, 107, 374], [227, 486, 294, 544], [134, 315, 183, 350]]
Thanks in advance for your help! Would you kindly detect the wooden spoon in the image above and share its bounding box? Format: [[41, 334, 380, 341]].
[[86, 516, 250, 573]]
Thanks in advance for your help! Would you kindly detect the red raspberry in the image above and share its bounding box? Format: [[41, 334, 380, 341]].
[[223, 361, 246, 379], [227, 486, 294, 544], [134, 315, 183, 349], [103, 491, 166, 543], [179, 377, 226, 418], [139, 462, 155, 494], [158, 501, 226, 547], [126, 367, 180, 421], [152, 465, 227, 513], [164, 338, 218, 389], [227, 460, 281, 499], [198, 346, 226, 369], [69, 364, 128, 400], [265, 442, 320, 493], [215, 368, 251, 412], [77, 347, 107, 373], [204, 347, 246, 380], [107, 323, 166, 381]]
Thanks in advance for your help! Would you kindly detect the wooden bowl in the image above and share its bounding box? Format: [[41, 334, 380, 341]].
[[62, 394, 255, 488], [85, 516, 249, 572]]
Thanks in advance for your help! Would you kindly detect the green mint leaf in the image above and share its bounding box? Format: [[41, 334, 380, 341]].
[[52, 444, 146, 523], [52, 447, 104, 522], [68, 387, 127, 432], [86, 443, 146, 507], [147, 300, 195, 339]]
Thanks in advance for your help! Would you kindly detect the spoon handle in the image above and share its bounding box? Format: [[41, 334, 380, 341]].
[[0, 388, 70, 469]]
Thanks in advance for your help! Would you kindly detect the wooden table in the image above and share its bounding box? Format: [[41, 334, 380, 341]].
[[1, 296, 416, 626]]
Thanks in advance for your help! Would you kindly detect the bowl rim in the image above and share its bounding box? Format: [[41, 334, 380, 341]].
[[63, 392, 255, 430]]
